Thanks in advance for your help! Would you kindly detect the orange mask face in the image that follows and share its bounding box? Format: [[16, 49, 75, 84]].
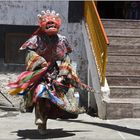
[[38, 10, 62, 36]]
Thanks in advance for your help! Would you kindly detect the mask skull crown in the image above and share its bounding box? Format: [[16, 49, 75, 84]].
[[38, 10, 62, 36]]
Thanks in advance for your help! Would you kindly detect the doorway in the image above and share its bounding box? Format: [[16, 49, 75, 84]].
[[97, 1, 140, 19]]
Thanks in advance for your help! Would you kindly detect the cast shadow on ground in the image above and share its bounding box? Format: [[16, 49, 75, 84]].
[[12, 128, 89, 139], [59, 119, 140, 137]]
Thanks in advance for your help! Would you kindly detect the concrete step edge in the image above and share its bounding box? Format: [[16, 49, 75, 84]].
[[109, 86, 140, 89], [102, 18, 140, 22], [107, 75, 140, 77], [108, 53, 140, 56], [103, 97, 140, 104], [108, 35, 140, 38]]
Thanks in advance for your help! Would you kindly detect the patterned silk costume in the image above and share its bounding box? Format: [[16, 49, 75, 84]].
[[8, 10, 95, 135]]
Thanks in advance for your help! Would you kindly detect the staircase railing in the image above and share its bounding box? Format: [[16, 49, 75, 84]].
[[84, 1, 109, 86]]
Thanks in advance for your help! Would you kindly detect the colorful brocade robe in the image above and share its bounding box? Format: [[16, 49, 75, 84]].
[[8, 33, 94, 114]]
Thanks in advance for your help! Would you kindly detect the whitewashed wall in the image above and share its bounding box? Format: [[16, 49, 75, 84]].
[[0, 1, 68, 26], [0, 0, 88, 83]]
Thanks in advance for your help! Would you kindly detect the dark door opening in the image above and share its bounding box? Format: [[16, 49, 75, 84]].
[[0, 25, 38, 64], [97, 1, 140, 19]]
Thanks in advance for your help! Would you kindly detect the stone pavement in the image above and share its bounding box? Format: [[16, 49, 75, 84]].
[[0, 110, 140, 140]]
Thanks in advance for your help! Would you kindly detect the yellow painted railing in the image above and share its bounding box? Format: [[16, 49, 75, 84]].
[[84, 1, 109, 86]]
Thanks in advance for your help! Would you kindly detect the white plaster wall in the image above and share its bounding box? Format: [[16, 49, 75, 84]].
[[82, 21, 106, 119], [0, 1, 68, 26], [66, 23, 88, 83]]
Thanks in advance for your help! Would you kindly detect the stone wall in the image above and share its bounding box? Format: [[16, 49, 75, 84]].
[[0, 1, 68, 26]]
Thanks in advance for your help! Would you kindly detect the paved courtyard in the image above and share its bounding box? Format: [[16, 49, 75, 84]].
[[0, 110, 140, 140]]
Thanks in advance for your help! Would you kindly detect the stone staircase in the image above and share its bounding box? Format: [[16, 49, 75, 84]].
[[102, 19, 140, 119]]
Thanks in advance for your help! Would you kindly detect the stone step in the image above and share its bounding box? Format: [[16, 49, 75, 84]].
[[106, 76, 140, 86], [104, 98, 140, 119], [108, 45, 140, 55], [103, 19, 140, 119], [109, 86, 140, 98], [105, 28, 140, 37], [102, 19, 140, 29], [108, 55, 140, 63], [108, 36, 140, 46], [106, 63, 140, 76]]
